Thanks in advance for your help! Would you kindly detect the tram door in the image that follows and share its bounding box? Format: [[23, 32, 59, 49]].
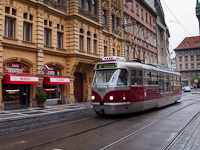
[[74, 73, 83, 102], [21, 85, 30, 107]]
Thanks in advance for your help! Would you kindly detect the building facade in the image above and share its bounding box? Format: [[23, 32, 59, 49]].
[[0, 0, 124, 110], [174, 36, 200, 86], [154, 0, 171, 68], [123, 0, 157, 64]]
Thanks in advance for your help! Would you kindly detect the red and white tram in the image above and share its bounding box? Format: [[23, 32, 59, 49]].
[[91, 56, 181, 115]]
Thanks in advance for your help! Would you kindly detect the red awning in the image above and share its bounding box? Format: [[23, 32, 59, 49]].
[[3, 74, 39, 84], [44, 76, 70, 85]]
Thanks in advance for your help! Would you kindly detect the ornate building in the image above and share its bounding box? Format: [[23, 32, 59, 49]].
[[174, 36, 200, 86], [0, 0, 124, 110], [123, 0, 157, 64]]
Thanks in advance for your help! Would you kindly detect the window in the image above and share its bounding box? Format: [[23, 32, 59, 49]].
[[191, 64, 194, 68], [117, 69, 128, 86], [147, 53, 150, 64], [23, 22, 32, 42], [143, 51, 145, 63], [116, 17, 120, 31], [180, 64, 182, 69], [142, 28, 144, 40], [112, 15, 115, 29], [185, 56, 188, 61], [136, 5, 139, 15], [85, 0, 89, 11], [79, 29, 84, 51], [104, 46, 107, 57], [154, 36, 156, 47], [197, 55, 200, 61], [23, 13, 33, 42], [137, 26, 140, 38], [132, 47, 135, 59], [152, 72, 158, 85], [185, 63, 188, 69], [87, 31, 91, 52], [190, 56, 194, 61], [4, 17, 15, 38], [93, 34, 97, 54], [179, 56, 182, 62], [151, 55, 153, 63], [78, 0, 84, 8], [144, 71, 151, 85], [150, 33, 152, 45], [131, 22, 134, 35], [57, 32, 63, 49], [146, 31, 149, 43], [131, 1, 133, 10], [102, 10, 107, 25], [196, 41, 200, 46], [126, 45, 129, 60], [125, 18, 128, 32], [131, 70, 143, 85], [141, 9, 143, 19], [92, 0, 97, 15], [24, 13, 28, 19], [5, 7, 10, 13], [146, 12, 148, 23], [44, 28, 51, 46], [149, 16, 152, 25], [184, 43, 188, 47]]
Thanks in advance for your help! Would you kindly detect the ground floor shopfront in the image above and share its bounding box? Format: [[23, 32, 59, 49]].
[[0, 53, 97, 110]]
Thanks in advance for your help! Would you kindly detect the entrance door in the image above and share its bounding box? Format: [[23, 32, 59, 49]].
[[74, 73, 83, 102], [21, 85, 30, 107]]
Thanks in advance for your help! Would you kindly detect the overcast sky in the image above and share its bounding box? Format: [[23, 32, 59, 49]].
[[160, 0, 199, 58]]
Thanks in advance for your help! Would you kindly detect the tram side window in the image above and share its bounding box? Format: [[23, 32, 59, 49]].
[[152, 72, 158, 85], [159, 73, 164, 93], [164, 74, 170, 92], [117, 69, 128, 86], [144, 71, 152, 85], [131, 70, 143, 85], [170, 75, 174, 91]]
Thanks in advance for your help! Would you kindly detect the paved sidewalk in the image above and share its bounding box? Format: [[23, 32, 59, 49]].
[[0, 102, 94, 135]]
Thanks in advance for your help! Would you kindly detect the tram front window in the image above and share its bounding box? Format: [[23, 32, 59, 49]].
[[93, 69, 118, 86]]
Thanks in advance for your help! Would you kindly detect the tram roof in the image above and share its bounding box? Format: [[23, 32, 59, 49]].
[[95, 60, 180, 75]]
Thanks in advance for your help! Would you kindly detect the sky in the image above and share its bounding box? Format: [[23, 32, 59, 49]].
[[160, 0, 199, 58]]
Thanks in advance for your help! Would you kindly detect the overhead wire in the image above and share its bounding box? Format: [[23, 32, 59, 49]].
[[161, 0, 193, 36]]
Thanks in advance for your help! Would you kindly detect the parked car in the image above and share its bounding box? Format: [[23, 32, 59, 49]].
[[183, 86, 191, 92]]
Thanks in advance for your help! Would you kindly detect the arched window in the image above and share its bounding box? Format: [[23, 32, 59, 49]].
[[79, 28, 84, 51], [87, 31, 91, 52], [93, 34, 97, 54]]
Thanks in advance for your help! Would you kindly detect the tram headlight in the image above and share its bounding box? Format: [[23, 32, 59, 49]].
[[91, 95, 95, 100], [109, 96, 114, 101]]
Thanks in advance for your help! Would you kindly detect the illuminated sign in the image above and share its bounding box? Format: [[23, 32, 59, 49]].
[[97, 63, 117, 69]]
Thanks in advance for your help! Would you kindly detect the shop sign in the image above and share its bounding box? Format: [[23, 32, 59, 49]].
[[10, 76, 38, 82], [4, 62, 29, 74], [50, 77, 70, 83], [8, 68, 23, 73]]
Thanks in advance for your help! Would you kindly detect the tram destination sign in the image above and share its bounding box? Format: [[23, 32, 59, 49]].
[[97, 63, 117, 69]]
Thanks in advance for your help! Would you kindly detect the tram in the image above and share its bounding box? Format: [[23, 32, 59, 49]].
[[91, 56, 181, 115]]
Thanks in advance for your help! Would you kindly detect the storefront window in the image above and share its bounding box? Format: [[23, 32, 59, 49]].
[[43, 84, 61, 100], [3, 85, 20, 103]]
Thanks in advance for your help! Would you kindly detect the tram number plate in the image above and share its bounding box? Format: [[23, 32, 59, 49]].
[[100, 102, 104, 105]]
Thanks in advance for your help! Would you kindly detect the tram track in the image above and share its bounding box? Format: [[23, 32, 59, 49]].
[[1, 96, 200, 150], [99, 98, 200, 150], [162, 111, 200, 150]]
